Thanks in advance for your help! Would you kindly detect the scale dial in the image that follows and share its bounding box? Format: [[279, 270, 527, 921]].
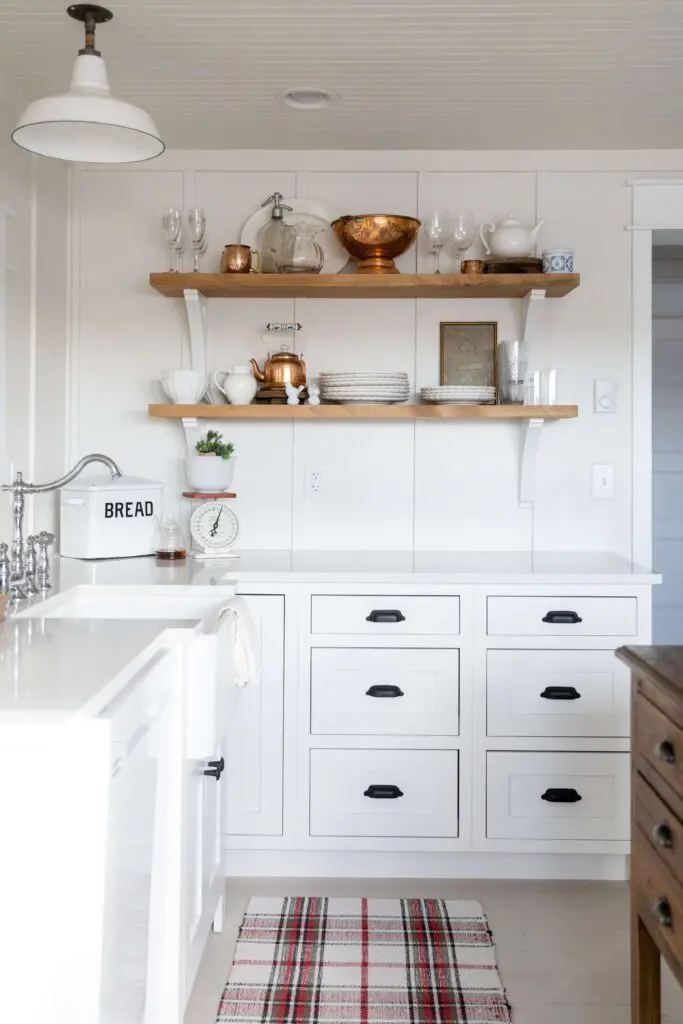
[[190, 500, 239, 552]]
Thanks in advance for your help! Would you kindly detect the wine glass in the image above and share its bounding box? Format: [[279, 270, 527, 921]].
[[187, 208, 206, 272], [422, 211, 452, 274], [173, 221, 185, 273], [449, 212, 476, 271], [162, 208, 181, 272]]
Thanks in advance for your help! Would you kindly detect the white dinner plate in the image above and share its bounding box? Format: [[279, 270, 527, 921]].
[[240, 199, 349, 275], [323, 390, 410, 397], [321, 378, 409, 385], [326, 397, 409, 405], [322, 388, 410, 396], [421, 398, 495, 405], [421, 390, 495, 397], [317, 374, 409, 378]]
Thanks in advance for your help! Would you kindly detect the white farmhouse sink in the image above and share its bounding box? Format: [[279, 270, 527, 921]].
[[17, 584, 234, 621]]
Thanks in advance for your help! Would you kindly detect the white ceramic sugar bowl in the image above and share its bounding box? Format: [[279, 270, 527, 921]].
[[213, 365, 258, 405], [542, 249, 574, 273]]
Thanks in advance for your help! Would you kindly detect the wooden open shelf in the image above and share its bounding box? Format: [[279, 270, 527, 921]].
[[149, 403, 578, 421], [149, 272, 579, 300]]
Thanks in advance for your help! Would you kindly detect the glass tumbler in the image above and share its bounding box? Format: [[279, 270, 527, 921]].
[[497, 340, 527, 404]]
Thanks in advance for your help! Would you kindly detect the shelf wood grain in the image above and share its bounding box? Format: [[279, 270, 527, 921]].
[[149, 272, 579, 300], [149, 403, 578, 421]]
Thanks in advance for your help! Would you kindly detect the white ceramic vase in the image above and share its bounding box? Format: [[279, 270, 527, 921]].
[[213, 365, 258, 405], [186, 454, 236, 492]]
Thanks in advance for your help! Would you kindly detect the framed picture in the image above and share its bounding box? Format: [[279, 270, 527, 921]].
[[439, 321, 497, 387]]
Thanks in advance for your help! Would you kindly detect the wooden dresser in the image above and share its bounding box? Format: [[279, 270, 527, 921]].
[[617, 646, 683, 1024]]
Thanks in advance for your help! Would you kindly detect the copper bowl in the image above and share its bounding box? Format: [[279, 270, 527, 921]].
[[331, 214, 421, 274]]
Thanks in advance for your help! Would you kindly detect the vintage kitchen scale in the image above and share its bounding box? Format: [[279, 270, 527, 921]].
[[182, 491, 240, 559]]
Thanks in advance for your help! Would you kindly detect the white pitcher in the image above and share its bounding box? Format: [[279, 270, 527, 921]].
[[213, 365, 258, 405]]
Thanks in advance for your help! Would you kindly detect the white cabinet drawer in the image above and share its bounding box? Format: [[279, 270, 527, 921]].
[[311, 595, 460, 636], [486, 596, 637, 637], [311, 648, 459, 736], [486, 650, 630, 738], [486, 751, 629, 841], [310, 749, 459, 838]]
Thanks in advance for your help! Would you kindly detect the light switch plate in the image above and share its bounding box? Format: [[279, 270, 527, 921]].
[[594, 379, 617, 414], [592, 464, 615, 499]]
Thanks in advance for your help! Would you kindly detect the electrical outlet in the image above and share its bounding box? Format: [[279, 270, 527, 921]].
[[306, 467, 324, 496], [592, 464, 615, 500]]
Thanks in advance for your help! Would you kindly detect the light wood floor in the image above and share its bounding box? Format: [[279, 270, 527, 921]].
[[184, 879, 683, 1024]]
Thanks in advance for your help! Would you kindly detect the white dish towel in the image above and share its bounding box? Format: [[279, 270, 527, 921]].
[[212, 597, 260, 688]]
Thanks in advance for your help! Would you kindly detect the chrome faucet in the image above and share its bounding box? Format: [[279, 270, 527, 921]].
[[1, 454, 122, 593]]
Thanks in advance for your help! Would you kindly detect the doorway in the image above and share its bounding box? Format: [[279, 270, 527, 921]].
[[652, 230, 683, 642]]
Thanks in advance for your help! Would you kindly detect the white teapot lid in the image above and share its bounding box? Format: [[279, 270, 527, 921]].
[[500, 214, 523, 226]]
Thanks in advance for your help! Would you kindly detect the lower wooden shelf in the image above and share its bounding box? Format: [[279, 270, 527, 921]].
[[148, 403, 578, 421]]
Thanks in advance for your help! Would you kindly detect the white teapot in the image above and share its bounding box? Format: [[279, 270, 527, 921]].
[[479, 214, 545, 258]]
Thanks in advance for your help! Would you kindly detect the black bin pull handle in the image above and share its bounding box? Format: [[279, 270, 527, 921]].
[[655, 739, 676, 765], [652, 822, 674, 849], [542, 610, 583, 624], [652, 897, 673, 928], [364, 784, 404, 799], [366, 684, 405, 699], [541, 787, 582, 803], [540, 685, 581, 701], [366, 609, 406, 623]]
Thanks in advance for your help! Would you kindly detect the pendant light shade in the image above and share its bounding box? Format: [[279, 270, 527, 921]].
[[12, 5, 164, 164]]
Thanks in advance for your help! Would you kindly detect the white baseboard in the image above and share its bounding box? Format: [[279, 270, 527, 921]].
[[224, 849, 629, 881]]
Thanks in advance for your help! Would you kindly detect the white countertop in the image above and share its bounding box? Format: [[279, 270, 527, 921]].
[[0, 548, 657, 723], [0, 617, 200, 723], [52, 549, 660, 587]]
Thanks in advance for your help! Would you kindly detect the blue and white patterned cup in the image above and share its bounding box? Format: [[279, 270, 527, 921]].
[[542, 249, 574, 273]]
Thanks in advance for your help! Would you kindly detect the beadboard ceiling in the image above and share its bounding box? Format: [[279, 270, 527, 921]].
[[0, 0, 682, 150]]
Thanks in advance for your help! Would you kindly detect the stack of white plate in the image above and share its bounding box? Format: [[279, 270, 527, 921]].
[[320, 372, 410, 405], [420, 385, 496, 405]]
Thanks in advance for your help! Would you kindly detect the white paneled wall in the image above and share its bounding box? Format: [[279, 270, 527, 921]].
[[0, 89, 68, 539], [58, 153, 677, 556], [652, 250, 683, 641]]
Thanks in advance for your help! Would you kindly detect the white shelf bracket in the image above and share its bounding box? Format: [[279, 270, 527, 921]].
[[181, 416, 200, 454], [520, 288, 546, 345], [519, 417, 545, 506], [183, 288, 207, 377]]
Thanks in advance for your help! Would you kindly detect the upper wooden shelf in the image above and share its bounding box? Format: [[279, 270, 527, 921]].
[[149, 272, 580, 300], [149, 403, 578, 421]]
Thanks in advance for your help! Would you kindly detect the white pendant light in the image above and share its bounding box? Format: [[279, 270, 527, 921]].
[[12, 4, 164, 164]]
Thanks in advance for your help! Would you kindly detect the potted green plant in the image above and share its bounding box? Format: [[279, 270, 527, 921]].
[[187, 430, 237, 492]]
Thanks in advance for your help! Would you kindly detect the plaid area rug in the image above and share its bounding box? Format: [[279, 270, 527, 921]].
[[216, 896, 511, 1023]]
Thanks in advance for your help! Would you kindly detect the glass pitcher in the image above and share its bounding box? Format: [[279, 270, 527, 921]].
[[274, 222, 324, 274]]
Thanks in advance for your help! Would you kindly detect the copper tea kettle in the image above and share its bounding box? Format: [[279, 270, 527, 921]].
[[250, 345, 307, 388]]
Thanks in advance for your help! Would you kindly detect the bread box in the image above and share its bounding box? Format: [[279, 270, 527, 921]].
[[59, 474, 163, 559]]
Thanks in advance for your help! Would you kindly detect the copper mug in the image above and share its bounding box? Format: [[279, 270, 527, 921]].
[[461, 259, 485, 275], [221, 244, 260, 274]]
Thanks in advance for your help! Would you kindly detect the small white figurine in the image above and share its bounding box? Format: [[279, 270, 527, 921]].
[[307, 384, 321, 406], [285, 382, 304, 405]]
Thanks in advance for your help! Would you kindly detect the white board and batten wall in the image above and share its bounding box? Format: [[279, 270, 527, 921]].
[[652, 245, 683, 641], [53, 151, 683, 562], [2, 152, 683, 561]]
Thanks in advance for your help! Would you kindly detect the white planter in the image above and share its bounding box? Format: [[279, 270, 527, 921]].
[[186, 454, 236, 492]]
